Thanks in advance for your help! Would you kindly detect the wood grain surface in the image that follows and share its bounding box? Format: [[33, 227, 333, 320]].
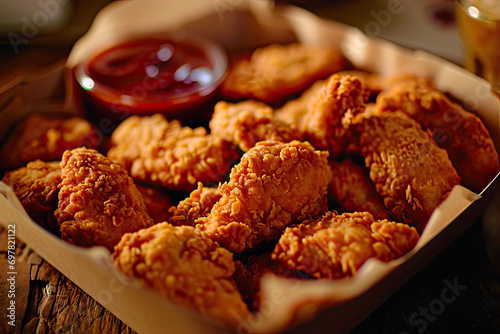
[[0, 227, 135, 334]]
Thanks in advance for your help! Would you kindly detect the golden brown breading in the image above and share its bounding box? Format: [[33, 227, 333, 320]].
[[112, 222, 250, 328], [328, 159, 392, 221], [0, 114, 99, 170], [2, 160, 61, 233], [274, 73, 378, 141], [54, 148, 153, 251], [303, 75, 366, 158], [272, 211, 419, 279], [209, 100, 299, 151], [376, 74, 500, 193], [168, 182, 221, 227], [233, 253, 310, 312], [135, 184, 173, 223], [352, 112, 461, 233], [107, 114, 239, 192], [197, 140, 331, 253], [220, 43, 345, 104], [274, 79, 325, 136], [335, 70, 385, 100]]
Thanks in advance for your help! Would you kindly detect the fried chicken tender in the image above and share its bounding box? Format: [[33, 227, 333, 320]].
[[272, 211, 419, 279], [112, 222, 250, 328], [220, 43, 345, 104], [336, 70, 385, 101], [353, 112, 461, 233], [233, 253, 311, 312], [303, 75, 366, 158], [0, 114, 99, 170], [107, 114, 239, 192], [197, 140, 331, 253], [328, 159, 392, 221], [135, 184, 173, 223], [209, 100, 298, 151], [54, 148, 153, 251], [275, 79, 325, 135], [2, 160, 61, 233], [376, 74, 500, 192], [274, 72, 380, 136], [168, 182, 221, 227]]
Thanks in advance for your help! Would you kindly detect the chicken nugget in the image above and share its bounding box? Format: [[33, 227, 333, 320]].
[[376, 74, 500, 192], [197, 140, 331, 253], [2, 160, 61, 233], [0, 114, 99, 170], [55, 148, 153, 251], [209, 100, 298, 152], [272, 211, 419, 279], [113, 222, 250, 328], [220, 43, 345, 104], [353, 112, 461, 232], [108, 114, 239, 192]]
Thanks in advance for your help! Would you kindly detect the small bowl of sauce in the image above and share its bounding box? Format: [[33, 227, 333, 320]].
[[74, 32, 228, 125]]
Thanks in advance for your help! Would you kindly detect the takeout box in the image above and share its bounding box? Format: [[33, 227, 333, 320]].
[[1, 1, 500, 333]]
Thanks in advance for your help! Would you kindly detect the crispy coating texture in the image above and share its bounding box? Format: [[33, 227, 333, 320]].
[[2, 160, 61, 233], [168, 182, 221, 227], [54, 148, 153, 251], [0, 114, 99, 170], [275, 79, 325, 135], [328, 159, 392, 220], [376, 74, 500, 192], [197, 140, 331, 253], [272, 211, 419, 279], [135, 184, 173, 223], [352, 112, 461, 233], [108, 114, 239, 192], [220, 43, 345, 104], [233, 253, 310, 312], [209, 100, 299, 151], [303, 75, 366, 158], [112, 222, 250, 327], [335, 70, 385, 101]]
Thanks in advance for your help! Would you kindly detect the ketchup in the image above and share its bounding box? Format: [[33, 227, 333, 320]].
[[87, 38, 216, 98]]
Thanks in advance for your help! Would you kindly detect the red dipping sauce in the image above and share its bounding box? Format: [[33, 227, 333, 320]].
[[74, 33, 227, 124]]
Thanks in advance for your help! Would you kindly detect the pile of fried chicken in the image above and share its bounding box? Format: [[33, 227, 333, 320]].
[[2, 43, 499, 328]]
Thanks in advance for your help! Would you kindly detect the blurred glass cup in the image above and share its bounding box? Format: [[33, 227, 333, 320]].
[[455, 0, 500, 93]]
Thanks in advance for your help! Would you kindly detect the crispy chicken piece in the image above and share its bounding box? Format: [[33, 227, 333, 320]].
[[135, 184, 173, 223], [274, 79, 325, 136], [272, 211, 419, 279], [112, 222, 250, 328], [328, 159, 392, 221], [220, 43, 345, 104], [107, 114, 239, 192], [233, 253, 311, 312], [274, 72, 380, 138], [197, 140, 331, 253], [376, 74, 500, 192], [54, 148, 153, 251], [352, 112, 461, 233], [209, 100, 299, 151], [2, 160, 61, 233], [303, 75, 366, 158], [168, 182, 221, 227], [0, 114, 99, 171], [335, 70, 385, 101]]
